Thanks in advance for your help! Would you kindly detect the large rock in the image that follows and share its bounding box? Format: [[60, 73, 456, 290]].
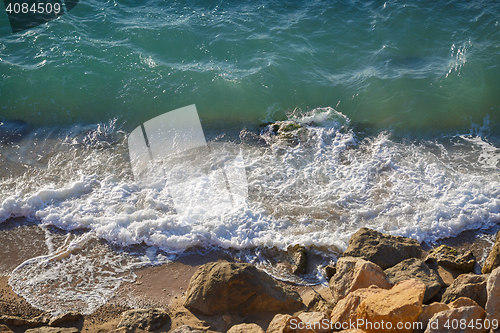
[[329, 257, 392, 303], [228, 323, 265, 333], [343, 228, 422, 269], [416, 303, 450, 333], [441, 274, 488, 308], [184, 262, 302, 316], [423, 306, 487, 333], [265, 314, 314, 333], [385, 258, 444, 303], [486, 266, 500, 330], [117, 309, 170, 331], [426, 245, 476, 274], [330, 286, 385, 326], [298, 312, 331, 333], [0, 315, 49, 327], [448, 297, 478, 309], [356, 279, 426, 333], [483, 231, 500, 274]]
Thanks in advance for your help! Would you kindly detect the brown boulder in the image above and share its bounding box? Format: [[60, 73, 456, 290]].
[[228, 323, 265, 333], [416, 303, 449, 333], [184, 262, 302, 316], [423, 306, 487, 333], [343, 228, 422, 269], [482, 230, 500, 274], [298, 312, 331, 333], [448, 297, 479, 309], [117, 308, 170, 331], [486, 266, 500, 329], [441, 274, 488, 308], [329, 257, 392, 303], [330, 286, 384, 326], [425, 245, 476, 274], [266, 314, 314, 333], [384, 258, 444, 303], [170, 326, 207, 333], [357, 279, 426, 333]]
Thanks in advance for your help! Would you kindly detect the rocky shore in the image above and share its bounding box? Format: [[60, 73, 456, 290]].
[[2, 227, 500, 333]]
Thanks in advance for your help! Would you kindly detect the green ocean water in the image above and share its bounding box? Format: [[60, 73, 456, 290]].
[[1, 0, 499, 133]]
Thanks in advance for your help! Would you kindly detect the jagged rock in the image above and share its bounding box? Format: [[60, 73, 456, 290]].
[[423, 306, 487, 333], [486, 266, 500, 329], [357, 279, 426, 333], [415, 303, 450, 333], [330, 285, 384, 326], [0, 314, 49, 327], [290, 245, 307, 275], [330, 256, 392, 303], [425, 245, 476, 274], [48, 312, 83, 327], [384, 258, 444, 303], [482, 231, 500, 274], [117, 308, 170, 331], [184, 262, 302, 316], [304, 290, 335, 317], [24, 328, 79, 333], [448, 297, 479, 309], [441, 274, 488, 308], [298, 312, 330, 333], [228, 323, 265, 333], [170, 326, 206, 333], [343, 228, 422, 269], [266, 314, 314, 333]]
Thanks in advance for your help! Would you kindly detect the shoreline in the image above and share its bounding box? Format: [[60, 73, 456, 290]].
[[1, 224, 499, 332]]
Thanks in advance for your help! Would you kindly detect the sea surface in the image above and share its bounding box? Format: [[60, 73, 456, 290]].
[[1, 0, 500, 314]]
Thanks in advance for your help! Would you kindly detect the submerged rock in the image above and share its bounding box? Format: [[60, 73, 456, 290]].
[[482, 231, 500, 274], [330, 256, 392, 304], [441, 274, 488, 308], [116, 309, 170, 331], [384, 258, 444, 303], [290, 245, 307, 275], [425, 245, 476, 274], [184, 262, 302, 316], [343, 228, 422, 269]]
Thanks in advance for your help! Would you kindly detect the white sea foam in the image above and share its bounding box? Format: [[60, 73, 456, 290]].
[[3, 109, 500, 312]]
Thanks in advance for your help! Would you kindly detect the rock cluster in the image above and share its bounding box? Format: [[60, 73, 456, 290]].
[[4, 227, 500, 333]]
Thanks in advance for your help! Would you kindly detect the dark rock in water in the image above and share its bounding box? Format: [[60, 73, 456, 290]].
[[183, 261, 302, 316], [384, 258, 445, 303], [290, 245, 307, 275], [0, 120, 29, 144], [441, 273, 488, 308], [239, 128, 267, 146], [482, 231, 500, 274], [425, 244, 475, 274], [48, 311, 83, 327], [260, 120, 307, 146], [343, 227, 422, 269], [323, 265, 336, 281], [117, 309, 170, 331]]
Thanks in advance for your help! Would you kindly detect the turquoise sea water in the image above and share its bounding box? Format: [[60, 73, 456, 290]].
[[1, 0, 500, 314]]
